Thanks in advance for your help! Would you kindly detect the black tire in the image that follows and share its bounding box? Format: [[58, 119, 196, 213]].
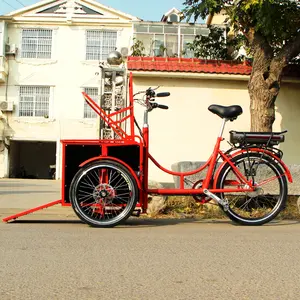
[[69, 160, 138, 228], [216, 152, 288, 226]]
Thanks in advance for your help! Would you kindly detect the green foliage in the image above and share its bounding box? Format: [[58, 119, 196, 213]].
[[186, 25, 248, 60], [186, 26, 230, 59], [131, 38, 145, 56], [183, 0, 230, 22], [183, 0, 300, 58], [154, 43, 168, 57], [229, 0, 300, 50]]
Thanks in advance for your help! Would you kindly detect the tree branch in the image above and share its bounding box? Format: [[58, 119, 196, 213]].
[[283, 32, 300, 62], [251, 31, 273, 69], [267, 32, 300, 85]]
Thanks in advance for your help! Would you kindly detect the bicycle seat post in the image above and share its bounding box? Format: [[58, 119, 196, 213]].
[[219, 119, 228, 138]]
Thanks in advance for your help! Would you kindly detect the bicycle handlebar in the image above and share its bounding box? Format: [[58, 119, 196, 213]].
[[157, 104, 169, 110], [134, 88, 170, 98], [150, 103, 169, 110], [156, 92, 170, 97], [134, 87, 170, 112]]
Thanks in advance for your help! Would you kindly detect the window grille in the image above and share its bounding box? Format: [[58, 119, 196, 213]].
[[84, 87, 98, 118], [19, 86, 50, 117], [86, 30, 117, 60], [21, 29, 53, 59]]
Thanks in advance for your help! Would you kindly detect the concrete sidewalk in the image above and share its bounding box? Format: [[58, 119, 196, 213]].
[[0, 179, 76, 221]]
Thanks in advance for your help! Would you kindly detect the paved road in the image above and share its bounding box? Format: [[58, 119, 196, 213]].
[[0, 179, 62, 209], [0, 179, 300, 299]]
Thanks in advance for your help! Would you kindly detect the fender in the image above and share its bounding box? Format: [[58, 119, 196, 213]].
[[79, 156, 142, 190], [213, 148, 293, 189]]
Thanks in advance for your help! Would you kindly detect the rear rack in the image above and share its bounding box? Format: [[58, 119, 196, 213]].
[[230, 130, 286, 146]]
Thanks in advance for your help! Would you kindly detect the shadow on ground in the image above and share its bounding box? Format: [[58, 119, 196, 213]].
[[3, 217, 300, 228]]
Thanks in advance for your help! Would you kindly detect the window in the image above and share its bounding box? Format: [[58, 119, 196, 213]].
[[182, 36, 195, 58], [134, 24, 177, 57], [19, 86, 50, 117], [134, 23, 209, 58], [165, 35, 178, 57], [153, 35, 165, 57], [86, 30, 117, 60], [84, 87, 98, 118], [21, 29, 53, 59]]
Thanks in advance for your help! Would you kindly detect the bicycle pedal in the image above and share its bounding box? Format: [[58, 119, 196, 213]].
[[131, 209, 141, 217]]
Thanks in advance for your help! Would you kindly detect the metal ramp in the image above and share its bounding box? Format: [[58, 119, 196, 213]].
[[2, 200, 62, 222]]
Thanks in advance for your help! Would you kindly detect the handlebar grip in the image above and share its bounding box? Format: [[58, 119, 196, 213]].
[[157, 104, 169, 110], [156, 92, 170, 97]]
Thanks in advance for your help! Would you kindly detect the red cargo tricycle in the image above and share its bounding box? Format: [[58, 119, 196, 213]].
[[65, 73, 292, 227], [3, 73, 292, 226]]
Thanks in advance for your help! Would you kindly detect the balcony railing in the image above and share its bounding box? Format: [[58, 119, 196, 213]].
[[0, 56, 8, 82]]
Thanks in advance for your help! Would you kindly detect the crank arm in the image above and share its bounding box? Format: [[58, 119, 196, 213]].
[[203, 189, 229, 211]]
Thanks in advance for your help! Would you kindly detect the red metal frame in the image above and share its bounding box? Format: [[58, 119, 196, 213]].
[[79, 155, 143, 190], [2, 200, 62, 222], [213, 147, 293, 185], [2, 72, 292, 222], [82, 72, 136, 140], [146, 138, 292, 196]]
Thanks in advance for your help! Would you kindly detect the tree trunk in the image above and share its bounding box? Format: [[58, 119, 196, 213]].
[[248, 74, 277, 132], [248, 34, 285, 132]]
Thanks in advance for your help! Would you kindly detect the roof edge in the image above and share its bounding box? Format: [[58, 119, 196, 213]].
[[127, 56, 300, 79], [5, 0, 55, 16], [5, 0, 141, 21], [127, 56, 252, 66], [0, 16, 13, 20], [130, 71, 250, 81]]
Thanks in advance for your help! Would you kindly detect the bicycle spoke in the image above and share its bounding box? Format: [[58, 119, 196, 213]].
[[71, 162, 137, 227], [219, 153, 286, 224]]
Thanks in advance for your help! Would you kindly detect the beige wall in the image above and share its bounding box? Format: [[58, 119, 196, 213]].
[[276, 82, 300, 164], [132, 74, 300, 183], [207, 10, 227, 25]]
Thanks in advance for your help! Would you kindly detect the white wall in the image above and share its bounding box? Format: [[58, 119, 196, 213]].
[[0, 21, 133, 177], [0, 21, 5, 56]]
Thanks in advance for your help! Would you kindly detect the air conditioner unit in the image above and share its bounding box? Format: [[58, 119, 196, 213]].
[[168, 14, 179, 23], [0, 101, 14, 112], [5, 44, 17, 55]]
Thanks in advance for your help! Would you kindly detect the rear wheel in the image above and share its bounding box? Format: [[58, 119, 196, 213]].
[[216, 152, 287, 225], [69, 160, 138, 227]]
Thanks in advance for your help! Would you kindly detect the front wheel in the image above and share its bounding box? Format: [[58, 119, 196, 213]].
[[216, 152, 288, 225], [69, 160, 138, 228]]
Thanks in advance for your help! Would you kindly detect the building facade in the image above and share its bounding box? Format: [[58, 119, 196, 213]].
[[0, 0, 138, 179], [0, 1, 299, 185]]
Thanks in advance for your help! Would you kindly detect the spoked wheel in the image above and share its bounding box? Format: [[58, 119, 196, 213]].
[[216, 153, 288, 226], [69, 160, 138, 227]]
